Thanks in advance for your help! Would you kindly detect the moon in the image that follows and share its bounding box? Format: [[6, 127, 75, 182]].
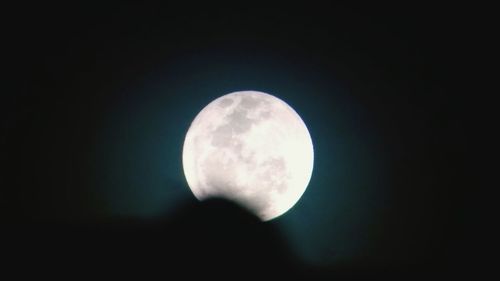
[[182, 91, 314, 221]]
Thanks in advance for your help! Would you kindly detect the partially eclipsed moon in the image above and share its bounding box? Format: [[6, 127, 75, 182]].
[[182, 91, 314, 221]]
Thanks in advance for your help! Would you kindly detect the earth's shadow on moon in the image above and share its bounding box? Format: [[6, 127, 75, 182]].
[[5, 188, 422, 279], [162, 197, 299, 273], [5, 195, 301, 277]]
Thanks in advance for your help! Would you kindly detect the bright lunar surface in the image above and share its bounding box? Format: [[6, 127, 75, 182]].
[[182, 91, 314, 221]]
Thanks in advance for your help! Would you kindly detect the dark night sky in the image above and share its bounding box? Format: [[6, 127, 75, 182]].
[[2, 2, 470, 278]]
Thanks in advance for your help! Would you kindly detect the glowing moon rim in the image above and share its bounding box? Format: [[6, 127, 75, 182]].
[[182, 91, 314, 221]]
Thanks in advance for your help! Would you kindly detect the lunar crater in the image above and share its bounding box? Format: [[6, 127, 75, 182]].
[[219, 98, 234, 108]]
